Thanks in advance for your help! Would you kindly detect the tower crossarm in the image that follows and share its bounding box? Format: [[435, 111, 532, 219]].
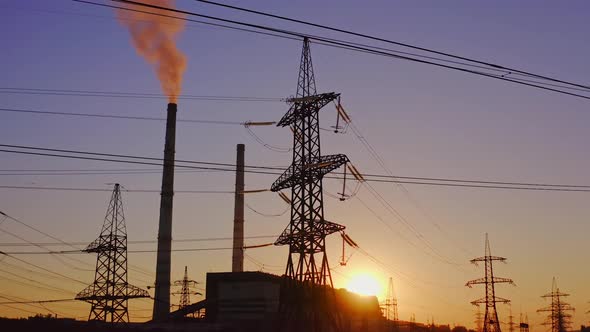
[[275, 219, 345, 246], [466, 277, 515, 287], [271, 154, 349, 192], [76, 283, 149, 302], [173, 280, 199, 287], [470, 256, 507, 265], [75, 284, 98, 303], [127, 284, 150, 299], [85, 235, 127, 253], [541, 291, 571, 298], [277, 92, 340, 127], [470, 297, 511, 306]]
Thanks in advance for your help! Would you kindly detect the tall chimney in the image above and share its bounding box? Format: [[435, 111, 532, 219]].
[[152, 103, 177, 320], [232, 144, 245, 272]]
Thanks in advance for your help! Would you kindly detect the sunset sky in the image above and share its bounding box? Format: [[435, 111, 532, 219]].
[[1, 0, 590, 328]]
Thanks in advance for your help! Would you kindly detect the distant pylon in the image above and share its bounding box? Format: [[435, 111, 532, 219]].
[[271, 37, 349, 332], [466, 234, 515, 332], [519, 313, 530, 332], [172, 266, 201, 317], [410, 313, 416, 332], [475, 307, 484, 332], [76, 184, 149, 322], [384, 277, 399, 331], [508, 307, 516, 332], [537, 278, 575, 332]]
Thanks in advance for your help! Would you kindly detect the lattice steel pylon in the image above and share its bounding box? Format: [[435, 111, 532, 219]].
[[508, 307, 516, 332], [476, 307, 484, 332], [537, 278, 575, 332], [519, 313, 530, 332], [271, 37, 349, 332], [384, 277, 399, 330], [466, 234, 515, 332], [76, 184, 149, 322], [172, 266, 200, 316]]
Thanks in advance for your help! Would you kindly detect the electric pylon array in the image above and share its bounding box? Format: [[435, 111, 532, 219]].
[[270, 37, 349, 331], [466, 234, 515, 332], [76, 184, 149, 323], [537, 278, 575, 332], [172, 266, 201, 316], [384, 277, 399, 327]]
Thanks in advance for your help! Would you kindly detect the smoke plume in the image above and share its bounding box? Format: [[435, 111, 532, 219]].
[[116, 0, 187, 102]]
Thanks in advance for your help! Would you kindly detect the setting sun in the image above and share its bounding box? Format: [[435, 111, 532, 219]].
[[346, 273, 382, 297]]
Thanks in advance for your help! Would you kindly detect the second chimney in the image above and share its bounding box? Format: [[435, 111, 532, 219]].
[[232, 144, 245, 272]]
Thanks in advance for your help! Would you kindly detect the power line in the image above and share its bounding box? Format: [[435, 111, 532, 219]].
[[0, 268, 76, 295], [81, 0, 590, 101], [0, 185, 233, 194], [0, 144, 585, 186], [0, 211, 155, 278], [193, 0, 590, 91], [0, 87, 282, 102], [0, 143, 285, 171], [2, 245, 270, 255], [0, 251, 88, 285], [0, 293, 66, 317], [0, 235, 279, 247], [0, 107, 247, 125], [2, 144, 590, 192], [0, 298, 76, 305]]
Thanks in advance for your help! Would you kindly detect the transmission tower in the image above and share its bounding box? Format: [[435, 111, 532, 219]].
[[537, 278, 575, 332], [410, 313, 417, 332], [519, 313, 530, 332], [384, 277, 399, 326], [76, 184, 149, 323], [508, 307, 516, 332], [466, 234, 515, 332], [172, 266, 201, 316], [270, 37, 349, 331], [475, 307, 484, 332]]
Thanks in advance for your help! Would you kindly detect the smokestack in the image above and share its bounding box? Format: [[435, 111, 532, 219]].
[[152, 103, 177, 320], [232, 144, 245, 272]]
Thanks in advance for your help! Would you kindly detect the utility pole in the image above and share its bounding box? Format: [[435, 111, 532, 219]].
[[537, 278, 575, 332], [466, 234, 515, 332], [76, 184, 149, 322], [270, 37, 349, 332], [172, 266, 201, 317]]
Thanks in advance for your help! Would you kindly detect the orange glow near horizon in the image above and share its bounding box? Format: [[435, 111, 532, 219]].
[[345, 273, 383, 298]]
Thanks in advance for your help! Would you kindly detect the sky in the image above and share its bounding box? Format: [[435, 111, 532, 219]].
[[1, 0, 590, 327]]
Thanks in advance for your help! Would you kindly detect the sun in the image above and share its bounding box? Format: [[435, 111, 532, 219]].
[[346, 273, 382, 297]]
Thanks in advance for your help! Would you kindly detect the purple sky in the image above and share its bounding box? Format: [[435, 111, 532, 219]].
[[1, 0, 590, 326]]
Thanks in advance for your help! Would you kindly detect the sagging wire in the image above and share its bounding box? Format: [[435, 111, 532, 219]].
[[244, 122, 291, 153], [328, 162, 364, 202], [245, 202, 289, 217], [278, 191, 291, 204], [335, 98, 472, 266], [244, 253, 283, 272]]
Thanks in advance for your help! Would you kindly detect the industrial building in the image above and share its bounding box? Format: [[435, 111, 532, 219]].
[[164, 271, 382, 331]]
